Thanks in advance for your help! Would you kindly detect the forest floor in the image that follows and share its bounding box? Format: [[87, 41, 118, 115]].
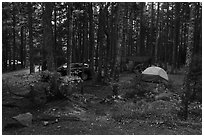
[[2, 68, 202, 135]]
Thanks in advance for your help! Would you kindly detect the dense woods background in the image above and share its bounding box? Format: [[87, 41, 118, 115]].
[[2, 2, 202, 76]]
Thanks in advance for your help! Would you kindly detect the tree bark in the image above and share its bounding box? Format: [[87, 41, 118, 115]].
[[96, 5, 105, 82], [20, 26, 25, 68], [164, 2, 170, 68], [113, 3, 124, 82], [28, 2, 35, 73], [83, 4, 88, 63], [100, 3, 110, 80], [193, 3, 201, 54], [111, 3, 125, 96], [149, 2, 154, 57], [172, 3, 180, 73], [2, 28, 8, 71], [12, 3, 16, 71], [109, 3, 116, 77], [128, 5, 133, 56], [169, 2, 174, 66], [180, 2, 196, 120], [139, 2, 145, 55], [44, 2, 55, 71], [54, 3, 57, 69], [2, 4, 6, 71], [88, 2, 95, 75], [42, 4, 47, 71], [154, 2, 160, 63], [67, 3, 73, 76]]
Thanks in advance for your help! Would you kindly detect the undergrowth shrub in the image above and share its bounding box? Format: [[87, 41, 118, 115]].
[[59, 75, 83, 97], [111, 100, 179, 124], [123, 89, 137, 99], [30, 71, 83, 103], [111, 101, 149, 121], [166, 79, 174, 91], [145, 100, 179, 122]]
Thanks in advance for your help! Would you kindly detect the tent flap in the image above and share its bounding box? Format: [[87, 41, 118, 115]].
[[141, 74, 167, 83]]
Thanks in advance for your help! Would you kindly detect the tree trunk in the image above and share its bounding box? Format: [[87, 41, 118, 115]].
[[154, 2, 160, 63], [44, 2, 55, 71], [193, 3, 201, 54], [76, 21, 81, 63], [172, 3, 180, 73], [82, 4, 88, 88], [180, 3, 196, 120], [164, 2, 170, 68], [79, 22, 83, 62], [109, 3, 116, 77], [83, 4, 88, 63], [67, 3, 73, 76], [169, 2, 174, 67], [28, 2, 34, 73], [121, 4, 128, 72], [149, 2, 154, 57], [12, 3, 16, 71], [114, 3, 123, 81], [20, 26, 25, 68], [96, 5, 105, 82], [88, 2, 95, 75], [54, 3, 57, 69], [2, 44, 6, 71], [102, 3, 109, 79], [42, 5, 47, 71], [112, 3, 124, 96], [2, 29, 8, 71], [9, 37, 12, 70], [72, 20, 77, 63], [128, 6, 133, 56], [139, 2, 145, 55]]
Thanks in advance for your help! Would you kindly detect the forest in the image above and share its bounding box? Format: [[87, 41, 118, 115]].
[[2, 2, 202, 74], [2, 2, 202, 135]]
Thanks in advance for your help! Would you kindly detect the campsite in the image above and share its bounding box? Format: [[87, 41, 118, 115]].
[[2, 66, 202, 134], [2, 2, 202, 135]]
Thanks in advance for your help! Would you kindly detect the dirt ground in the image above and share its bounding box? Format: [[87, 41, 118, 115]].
[[2, 69, 202, 135]]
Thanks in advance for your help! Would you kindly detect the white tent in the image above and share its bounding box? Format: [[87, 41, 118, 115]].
[[141, 66, 168, 82]]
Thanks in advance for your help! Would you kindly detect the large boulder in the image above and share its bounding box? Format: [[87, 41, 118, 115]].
[[29, 82, 49, 105], [155, 91, 173, 101], [12, 112, 33, 127]]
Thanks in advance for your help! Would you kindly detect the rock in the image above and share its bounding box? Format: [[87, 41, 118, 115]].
[[2, 101, 19, 108], [29, 82, 49, 105], [155, 92, 173, 101], [37, 114, 59, 121], [3, 121, 25, 131], [42, 119, 59, 126], [12, 112, 33, 127], [43, 121, 49, 126]]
